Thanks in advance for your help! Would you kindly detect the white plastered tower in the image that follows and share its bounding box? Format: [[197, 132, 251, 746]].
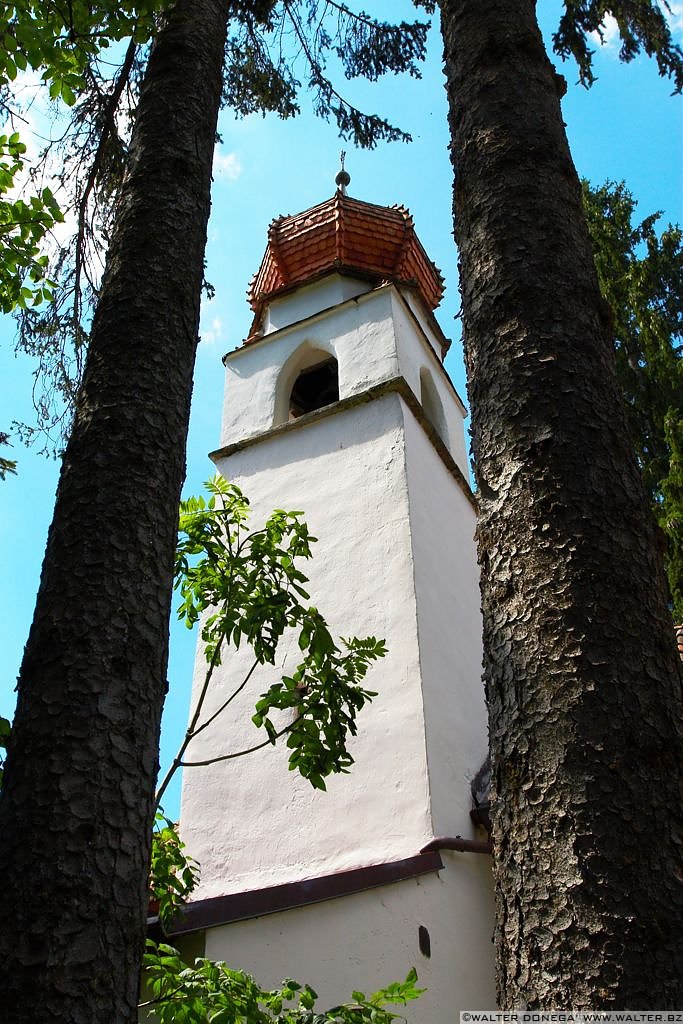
[[177, 189, 495, 1016]]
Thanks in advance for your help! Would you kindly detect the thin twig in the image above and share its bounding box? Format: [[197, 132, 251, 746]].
[[155, 622, 229, 807], [189, 658, 259, 739], [138, 983, 187, 1008], [282, 0, 374, 124], [324, 0, 379, 31], [179, 723, 294, 768]]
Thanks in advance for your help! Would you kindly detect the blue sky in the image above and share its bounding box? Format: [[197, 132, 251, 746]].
[[1, 1, 681, 817]]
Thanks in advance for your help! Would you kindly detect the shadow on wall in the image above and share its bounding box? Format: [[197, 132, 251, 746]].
[[419, 367, 448, 447]]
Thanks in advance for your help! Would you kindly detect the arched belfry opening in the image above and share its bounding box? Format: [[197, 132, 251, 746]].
[[274, 346, 340, 425], [289, 355, 339, 420], [420, 366, 448, 447]]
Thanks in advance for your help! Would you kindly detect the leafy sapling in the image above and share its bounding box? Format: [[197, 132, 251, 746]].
[[149, 812, 200, 934], [141, 946, 424, 1024], [142, 480, 419, 1022], [156, 475, 386, 806]]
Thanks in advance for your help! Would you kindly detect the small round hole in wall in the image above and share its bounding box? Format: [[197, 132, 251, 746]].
[[418, 924, 431, 958]]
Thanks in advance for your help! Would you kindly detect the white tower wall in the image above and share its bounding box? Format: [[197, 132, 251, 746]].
[[181, 392, 433, 897], [201, 861, 495, 1023], [176, 270, 495, 1015], [219, 281, 468, 479], [403, 411, 486, 837]]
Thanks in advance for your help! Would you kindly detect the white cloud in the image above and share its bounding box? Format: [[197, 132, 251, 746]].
[[201, 315, 224, 346], [589, 5, 683, 55], [589, 14, 620, 53], [213, 149, 242, 182], [668, 2, 683, 41]]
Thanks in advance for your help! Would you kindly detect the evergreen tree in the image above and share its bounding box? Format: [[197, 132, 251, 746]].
[[438, 0, 683, 1007], [0, 3, 430, 1021], [582, 179, 683, 621]]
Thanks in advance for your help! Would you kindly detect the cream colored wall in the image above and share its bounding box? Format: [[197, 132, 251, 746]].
[[263, 273, 371, 334], [390, 290, 469, 476], [221, 281, 468, 476], [402, 409, 487, 838], [181, 393, 434, 899], [400, 290, 450, 363], [202, 853, 495, 1021], [220, 286, 400, 446]]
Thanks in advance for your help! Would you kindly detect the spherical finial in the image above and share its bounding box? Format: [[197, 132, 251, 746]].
[[335, 168, 351, 190], [335, 150, 350, 194]]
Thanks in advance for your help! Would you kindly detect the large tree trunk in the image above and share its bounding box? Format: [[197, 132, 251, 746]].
[[0, 1, 228, 1019], [440, 0, 683, 1008]]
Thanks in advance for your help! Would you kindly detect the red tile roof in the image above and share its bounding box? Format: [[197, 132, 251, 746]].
[[246, 191, 445, 340]]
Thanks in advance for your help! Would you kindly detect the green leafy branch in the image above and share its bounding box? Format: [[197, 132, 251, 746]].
[[0, 133, 62, 313], [0, 0, 168, 95], [149, 812, 200, 933], [141, 946, 423, 1024], [155, 475, 386, 804], [0, 1, 169, 314], [251, 622, 386, 790]]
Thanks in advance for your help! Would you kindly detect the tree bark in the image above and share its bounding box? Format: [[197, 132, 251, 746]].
[[0, 1, 228, 1019], [440, 0, 683, 1008]]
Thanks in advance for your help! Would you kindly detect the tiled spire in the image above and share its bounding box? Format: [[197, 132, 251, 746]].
[[246, 192, 444, 339]]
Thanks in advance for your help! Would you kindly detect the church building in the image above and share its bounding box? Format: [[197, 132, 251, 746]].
[[169, 176, 496, 1018]]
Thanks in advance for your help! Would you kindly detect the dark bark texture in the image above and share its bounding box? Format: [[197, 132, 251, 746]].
[[440, 0, 683, 1008], [0, 1, 228, 1020]]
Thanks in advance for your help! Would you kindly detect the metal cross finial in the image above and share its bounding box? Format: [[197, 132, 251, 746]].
[[335, 150, 351, 195]]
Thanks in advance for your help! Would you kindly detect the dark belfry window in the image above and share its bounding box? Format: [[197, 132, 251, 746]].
[[289, 357, 339, 419]]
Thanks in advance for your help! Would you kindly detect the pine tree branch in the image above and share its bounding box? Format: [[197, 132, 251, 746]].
[[74, 34, 138, 326]]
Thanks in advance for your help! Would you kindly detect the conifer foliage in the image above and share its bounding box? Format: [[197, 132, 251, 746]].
[[5, 1, 431, 448], [582, 180, 683, 621], [554, 0, 683, 89]]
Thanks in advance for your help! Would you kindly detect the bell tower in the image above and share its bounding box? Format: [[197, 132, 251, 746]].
[[177, 185, 495, 1016]]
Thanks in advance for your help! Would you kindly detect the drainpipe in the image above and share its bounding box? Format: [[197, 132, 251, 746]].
[[421, 836, 492, 855]]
